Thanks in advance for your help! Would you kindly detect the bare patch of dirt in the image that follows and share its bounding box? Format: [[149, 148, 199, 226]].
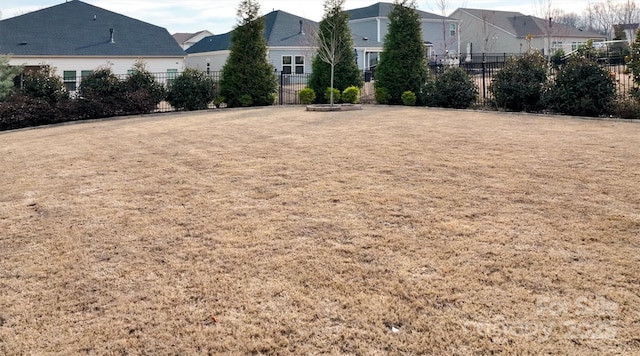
[[1, 107, 639, 354]]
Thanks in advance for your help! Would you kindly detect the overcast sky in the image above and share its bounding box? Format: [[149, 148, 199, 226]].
[[3, 0, 595, 34]]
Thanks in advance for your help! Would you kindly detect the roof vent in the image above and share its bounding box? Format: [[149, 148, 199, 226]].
[[299, 20, 305, 35], [93, 15, 96, 21], [109, 28, 115, 43]]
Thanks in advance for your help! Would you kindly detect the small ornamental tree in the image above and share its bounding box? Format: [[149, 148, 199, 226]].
[[77, 67, 127, 118], [20, 67, 68, 105], [489, 52, 547, 112], [545, 41, 615, 117], [626, 29, 640, 95], [432, 67, 478, 109], [374, 0, 430, 105], [308, 0, 362, 105], [167, 68, 216, 111], [220, 0, 277, 108], [123, 60, 166, 114]]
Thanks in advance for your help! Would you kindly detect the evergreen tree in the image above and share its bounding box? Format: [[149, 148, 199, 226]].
[[625, 30, 640, 96], [308, 0, 362, 104], [0, 56, 21, 101], [374, 0, 430, 105], [220, 0, 277, 107]]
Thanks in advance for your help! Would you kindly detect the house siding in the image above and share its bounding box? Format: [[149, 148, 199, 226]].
[[8, 56, 184, 76]]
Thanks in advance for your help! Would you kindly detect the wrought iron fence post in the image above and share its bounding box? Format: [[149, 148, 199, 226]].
[[279, 70, 283, 105], [482, 53, 487, 104]]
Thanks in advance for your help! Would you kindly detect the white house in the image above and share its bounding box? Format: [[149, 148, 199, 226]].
[[172, 31, 214, 50], [186, 10, 318, 75], [347, 2, 461, 70], [0, 0, 185, 91], [450, 8, 606, 59]]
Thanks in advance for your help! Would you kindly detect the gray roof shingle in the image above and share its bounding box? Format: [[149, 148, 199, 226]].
[[347, 2, 447, 21], [459, 8, 605, 39], [187, 10, 318, 54], [0, 0, 185, 57]]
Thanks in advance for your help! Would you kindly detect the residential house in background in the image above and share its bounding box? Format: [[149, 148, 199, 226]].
[[347, 2, 460, 69], [450, 8, 606, 60], [172, 30, 214, 50], [0, 0, 185, 91], [186, 10, 318, 75]]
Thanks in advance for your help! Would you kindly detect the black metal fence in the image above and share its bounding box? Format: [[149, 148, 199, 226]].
[[429, 53, 634, 106], [18, 55, 635, 111]]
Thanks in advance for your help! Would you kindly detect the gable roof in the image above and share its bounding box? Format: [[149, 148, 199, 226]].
[[347, 2, 447, 21], [187, 10, 318, 54], [172, 30, 213, 45], [456, 8, 605, 39], [0, 0, 185, 57]]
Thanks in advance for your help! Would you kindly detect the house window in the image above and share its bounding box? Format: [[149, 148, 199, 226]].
[[551, 41, 563, 53], [282, 56, 292, 74], [166, 69, 178, 86], [295, 56, 304, 74], [63, 70, 77, 91], [449, 24, 456, 37], [571, 42, 584, 51], [81, 70, 92, 78]]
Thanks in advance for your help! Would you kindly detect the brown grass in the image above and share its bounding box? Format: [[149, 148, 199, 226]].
[[1, 107, 639, 354]]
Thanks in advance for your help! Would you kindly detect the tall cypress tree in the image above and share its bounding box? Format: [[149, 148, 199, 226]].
[[374, 0, 430, 105], [220, 0, 277, 107], [308, 0, 362, 104]]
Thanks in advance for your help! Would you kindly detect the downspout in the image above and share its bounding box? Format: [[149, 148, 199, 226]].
[[377, 17, 381, 43]]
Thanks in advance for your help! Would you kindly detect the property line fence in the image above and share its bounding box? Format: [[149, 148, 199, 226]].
[[16, 53, 635, 112], [430, 52, 634, 106]]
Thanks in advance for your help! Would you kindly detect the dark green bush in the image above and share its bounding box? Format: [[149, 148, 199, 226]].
[[298, 88, 316, 104], [78, 68, 127, 118], [341, 86, 360, 104], [543, 58, 616, 117], [122, 64, 166, 114], [432, 67, 478, 109], [489, 52, 547, 112], [167, 68, 215, 111], [238, 94, 253, 107], [375, 86, 390, 104], [20, 67, 68, 105], [401, 91, 417, 106]]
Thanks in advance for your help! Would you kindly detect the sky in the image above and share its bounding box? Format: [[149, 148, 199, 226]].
[[2, 0, 597, 35]]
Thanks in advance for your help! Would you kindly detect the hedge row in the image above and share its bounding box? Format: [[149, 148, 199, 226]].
[[0, 65, 217, 131]]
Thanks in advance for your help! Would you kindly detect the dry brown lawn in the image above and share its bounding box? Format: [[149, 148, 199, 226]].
[[1, 107, 639, 354]]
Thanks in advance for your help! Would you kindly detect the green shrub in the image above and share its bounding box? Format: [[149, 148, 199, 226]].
[[324, 87, 341, 103], [298, 87, 316, 104], [78, 67, 127, 118], [167, 68, 216, 111], [122, 61, 166, 114], [432, 67, 478, 109], [375, 86, 390, 104], [489, 52, 547, 112], [543, 58, 615, 117], [239, 94, 253, 107], [20, 67, 68, 105], [401, 91, 417, 106], [341, 86, 360, 104], [213, 95, 225, 108]]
